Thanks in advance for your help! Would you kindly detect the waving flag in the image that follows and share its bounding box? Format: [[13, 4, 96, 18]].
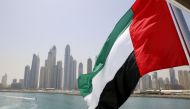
[[78, 0, 189, 109]]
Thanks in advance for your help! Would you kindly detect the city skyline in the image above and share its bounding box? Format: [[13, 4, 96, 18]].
[[0, 0, 190, 84], [0, 0, 135, 84], [0, 43, 189, 90], [0, 44, 190, 85], [21, 45, 93, 90], [1, 64, 190, 91], [137, 68, 190, 91], [1, 44, 95, 84]]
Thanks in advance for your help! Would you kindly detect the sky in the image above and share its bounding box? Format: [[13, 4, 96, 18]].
[[0, 0, 189, 84], [0, 0, 135, 84]]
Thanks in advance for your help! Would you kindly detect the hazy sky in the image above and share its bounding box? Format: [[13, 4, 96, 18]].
[[0, 0, 189, 84], [0, 0, 135, 84]]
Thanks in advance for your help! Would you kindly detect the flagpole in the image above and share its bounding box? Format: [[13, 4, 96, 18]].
[[167, 1, 190, 65], [167, 0, 190, 14]]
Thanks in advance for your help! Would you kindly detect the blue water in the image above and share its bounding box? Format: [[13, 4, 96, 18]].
[[0, 92, 190, 109]]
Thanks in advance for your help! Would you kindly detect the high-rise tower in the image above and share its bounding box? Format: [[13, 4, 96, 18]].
[[39, 66, 45, 89], [64, 44, 70, 90], [29, 54, 40, 89], [87, 58, 92, 73], [46, 46, 56, 88], [1, 73, 7, 88], [24, 65, 30, 88], [55, 61, 63, 89], [78, 62, 83, 77]]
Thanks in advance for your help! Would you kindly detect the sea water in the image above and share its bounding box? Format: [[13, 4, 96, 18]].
[[0, 92, 190, 109]]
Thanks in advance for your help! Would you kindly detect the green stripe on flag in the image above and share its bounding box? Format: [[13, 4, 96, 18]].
[[78, 9, 134, 97]]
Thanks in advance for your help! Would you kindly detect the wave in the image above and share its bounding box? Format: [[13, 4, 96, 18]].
[[0, 102, 37, 109], [0, 95, 36, 101]]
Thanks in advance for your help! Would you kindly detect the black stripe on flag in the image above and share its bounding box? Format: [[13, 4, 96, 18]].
[[96, 51, 141, 109]]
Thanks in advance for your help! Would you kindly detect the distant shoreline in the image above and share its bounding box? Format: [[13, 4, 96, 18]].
[[0, 89, 80, 96], [1, 90, 190, 99], [131, 94, 190, 100]]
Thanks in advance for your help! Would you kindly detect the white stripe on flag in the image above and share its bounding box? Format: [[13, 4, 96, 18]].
[[84, 27, 134, 109]]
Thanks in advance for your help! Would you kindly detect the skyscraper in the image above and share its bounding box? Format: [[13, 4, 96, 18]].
[[77, 62, 83, 89], [29, 54, 40, 89], [44, 59, 48, 88], [164, 77, 170, 89], [19, 79, 24, 88], [39, 67, 45, 89], [69, 55, 73, 90], [72, 60, 77, 90], [1, 73, 7, 88], [52, 65, 57, 88], [152, 72, 158, 90], [158, 77, 165, 89], [78, 62, 83, 77], [164, 77, 170, 85], [55, 61, 63, 89], [46, 46, 56, 88], [169, 68, 177, 89], [87, 58, 92, 73], [64, 44, 70, 90], [24, 65, 30, 89], [140, 74, 151, 91], [178, 70, 190, 90]]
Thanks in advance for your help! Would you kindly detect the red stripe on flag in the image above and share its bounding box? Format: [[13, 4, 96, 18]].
[[130, 0, 188, 76]]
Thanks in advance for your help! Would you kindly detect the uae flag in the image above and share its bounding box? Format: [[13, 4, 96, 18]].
[[78, 0, 189, 109]]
